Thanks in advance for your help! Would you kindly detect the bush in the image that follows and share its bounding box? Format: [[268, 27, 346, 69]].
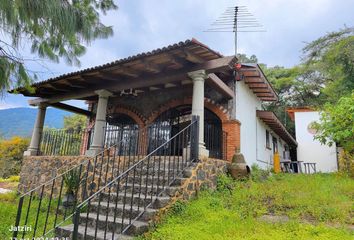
[[250, 164, 271, 182], [0, 137, 29, 178], [216, 174, 235, 193], [169, 200, 187, 216], [0, 175, 20, 183]]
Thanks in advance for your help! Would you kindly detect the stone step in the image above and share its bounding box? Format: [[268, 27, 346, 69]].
[[56, 224, 133, 240], [123, 183, 179, 197], [89, 201, 157, 221], [78, 213, 149, 236], [131, 167, 185, 178], [126, 174, 187, 186], [100, 192, 171, 209]]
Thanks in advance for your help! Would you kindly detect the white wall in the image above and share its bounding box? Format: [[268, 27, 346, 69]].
[[235, 81, 288, 169], [256, 119, 287, 169], [294, 111, 338, 172], [235, 81, 260, 167]]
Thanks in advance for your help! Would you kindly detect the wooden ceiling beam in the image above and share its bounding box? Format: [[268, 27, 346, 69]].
[[167, 55, 189, 68], [28, 56, 237, 104], [112, 66, 140, 77], [50, 102, 93, 117], [149, 86, 160, 91], [242, 71, 260, 77], [247, 83, 268, 88], [244, 77, 264, 83], [96, 72, 119, 81], [261, 98, 277, 101], [142, 60, 162, 73], [257, 93, 275, 97], [44, 83, 71, 92], [207, 73, 234, 99], [61, 80, 87, 89], [183, 49, 205, 63], [202, 56, 236, 73], [253, 89, 272, 93], [164, 83, 177, 88]]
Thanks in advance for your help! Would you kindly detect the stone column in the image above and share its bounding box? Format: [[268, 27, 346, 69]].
[[24, 103, 47, 156], [188, 70, 209, 157], [86, 90, 113, 156]]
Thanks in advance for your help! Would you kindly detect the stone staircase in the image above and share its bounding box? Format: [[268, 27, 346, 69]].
[[56, 158, 190, 240]]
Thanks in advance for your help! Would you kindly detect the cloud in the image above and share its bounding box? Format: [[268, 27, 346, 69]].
[[2, 0, 354, 109]]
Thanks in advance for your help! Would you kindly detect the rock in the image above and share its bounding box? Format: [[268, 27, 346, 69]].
[[197, 170, 206, 180], [228, 150, 250, 179]]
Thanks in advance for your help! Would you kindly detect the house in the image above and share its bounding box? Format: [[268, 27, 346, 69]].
[[10, 39, 299, 239], [287, 108, 338, 172], [13, 39, 296, 167]]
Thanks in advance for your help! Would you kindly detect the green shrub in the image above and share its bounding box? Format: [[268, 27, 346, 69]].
[[250, 164, 271, 182], [169, 200, 187, 216], [216, 174, 235, 193], [0, 175, 20, 183], [63, 168, 82, 194]]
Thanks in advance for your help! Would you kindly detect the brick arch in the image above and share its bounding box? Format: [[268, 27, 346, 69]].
[[109, 106, 146, 128], [146, 97, 230, 124], [146, 97, 240, 162]]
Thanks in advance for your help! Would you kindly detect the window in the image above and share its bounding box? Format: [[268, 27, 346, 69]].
[[266, 130, 270, 149], [272, 136, 278, 153], [284, 145, 289, 159]]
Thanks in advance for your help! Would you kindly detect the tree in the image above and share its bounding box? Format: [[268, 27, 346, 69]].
[[0, 0, 117, 93], [262, 65, 326, 134], [236, 53, 258, 63], [302, 26, 354, 103], [64, 114, 87, 130], [312, 93, 354, 154], [0, 136, 29, 178]]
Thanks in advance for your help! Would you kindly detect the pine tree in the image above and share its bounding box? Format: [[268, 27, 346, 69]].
[[0, 0, 117, 93]]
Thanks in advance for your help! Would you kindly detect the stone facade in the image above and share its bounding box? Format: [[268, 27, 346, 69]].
[[152, 157, 229, 223], [177, 157, 229, 200], [162, 157, 229, 204], [18, 156, 91, 193]]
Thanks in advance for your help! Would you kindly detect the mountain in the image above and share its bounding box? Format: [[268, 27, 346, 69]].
[[0, 107, 72, 139]]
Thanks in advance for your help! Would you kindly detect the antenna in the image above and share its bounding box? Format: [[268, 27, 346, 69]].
[[205, 5, 266, 58]]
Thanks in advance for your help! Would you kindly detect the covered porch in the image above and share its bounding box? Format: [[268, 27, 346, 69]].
[[14, 39, 240, 161]]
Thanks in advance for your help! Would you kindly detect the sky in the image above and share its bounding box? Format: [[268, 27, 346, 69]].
[[1, 0, 354, 110]]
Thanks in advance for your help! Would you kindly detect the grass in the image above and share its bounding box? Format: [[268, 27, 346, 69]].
[[0, 178, 68, 239], [140, 172, 354, 240], [1, 173, 352, 239], [0, 191, 63, 239]]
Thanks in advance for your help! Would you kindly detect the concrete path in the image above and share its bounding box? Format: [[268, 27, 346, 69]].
[[0, 188, 12, 194]]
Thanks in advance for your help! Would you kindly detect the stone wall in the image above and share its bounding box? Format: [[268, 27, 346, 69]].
[[18, 155, 146, 196], [178, 157, 229, 200], [18, 156, 90, 193], [153, 157, 229, 222], [169, 157, 229, 202]]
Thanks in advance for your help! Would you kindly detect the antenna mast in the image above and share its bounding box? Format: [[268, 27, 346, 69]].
[[205, 5, 265, 58]]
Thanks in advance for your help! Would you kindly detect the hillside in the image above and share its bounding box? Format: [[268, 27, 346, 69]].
[[142, 173, 354, 240], [0, 108, 72, 139]]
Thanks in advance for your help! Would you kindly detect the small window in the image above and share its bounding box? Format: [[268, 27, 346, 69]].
[[272, 136, 278, 153], [266, 130, 270, 149]]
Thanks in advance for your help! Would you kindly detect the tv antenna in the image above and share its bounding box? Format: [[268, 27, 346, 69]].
[[205, 6, 266, 58]]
